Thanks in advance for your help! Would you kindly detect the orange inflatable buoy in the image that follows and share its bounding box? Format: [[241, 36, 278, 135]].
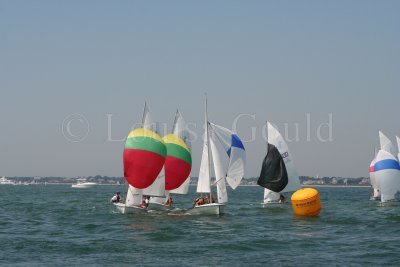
[[291, 188, 322, 217]]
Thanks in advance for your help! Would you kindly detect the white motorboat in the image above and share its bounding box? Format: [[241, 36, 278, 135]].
[[0, 176, 15, 185], [71, 179, 97, 188]]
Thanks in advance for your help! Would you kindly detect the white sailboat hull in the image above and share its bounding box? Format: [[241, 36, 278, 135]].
[[260, 201, 283, 207], [113, 203, 146, 214], [186, 203, 224, 215], [381, 194, 398, 203]]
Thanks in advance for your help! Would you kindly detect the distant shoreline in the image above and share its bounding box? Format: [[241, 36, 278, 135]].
[[3, 183, 371, 188], [302, 185, 370, 188], [234, 184, 370, 188], [23, 183, 372, 188]]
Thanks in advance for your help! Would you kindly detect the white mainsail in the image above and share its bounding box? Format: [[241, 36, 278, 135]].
[[379, 131, 394, 155], [396, 136, 400, 161], [172, 110, 191, 148], [125, 186, 142, 206], [169, 110, 192, 195], [209, 131, 228, 203], [142, 168, 166, 197], [196, 112, 211, 194], [142, 102, 153, 131], [170, 178, 190, 195]]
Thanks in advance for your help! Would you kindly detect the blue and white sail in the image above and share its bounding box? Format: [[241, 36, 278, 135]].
[[374, 149, 400, 202], [375, 131, 400, 202], [209, 122, 246, 190], [396, 136, 400, 161]]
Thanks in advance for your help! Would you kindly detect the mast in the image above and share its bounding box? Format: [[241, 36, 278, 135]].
[[205, 94, 213, 202], [141, 101, 147, 127], [265, 120, 268, 149], [172, 109, 179, 134], [167, 109, 179, 197]]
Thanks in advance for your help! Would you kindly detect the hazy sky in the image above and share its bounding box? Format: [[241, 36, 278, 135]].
[[1, 1, 399, 178]]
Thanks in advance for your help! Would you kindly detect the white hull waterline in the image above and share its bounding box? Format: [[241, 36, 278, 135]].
[[113, 203, 146, 214], [186, 203, 224, 215], [260, 201, 283, 207]]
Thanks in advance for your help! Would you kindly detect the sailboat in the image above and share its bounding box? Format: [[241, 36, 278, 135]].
[[187, 96, 246, 215], [374, 131, 400, 203], [141, 121, 170, 211], [155, 110, 193, 208], [114, 102, 167, 214], [369, 131, 394, 201], [257, 122, 301, 206], [145, 111, 193, 211]]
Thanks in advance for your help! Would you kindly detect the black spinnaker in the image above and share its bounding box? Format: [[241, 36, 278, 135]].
[[257, 143, 288, 192]]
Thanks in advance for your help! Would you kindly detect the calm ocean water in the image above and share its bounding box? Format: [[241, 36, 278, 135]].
[[1, 185, 399, 266]]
